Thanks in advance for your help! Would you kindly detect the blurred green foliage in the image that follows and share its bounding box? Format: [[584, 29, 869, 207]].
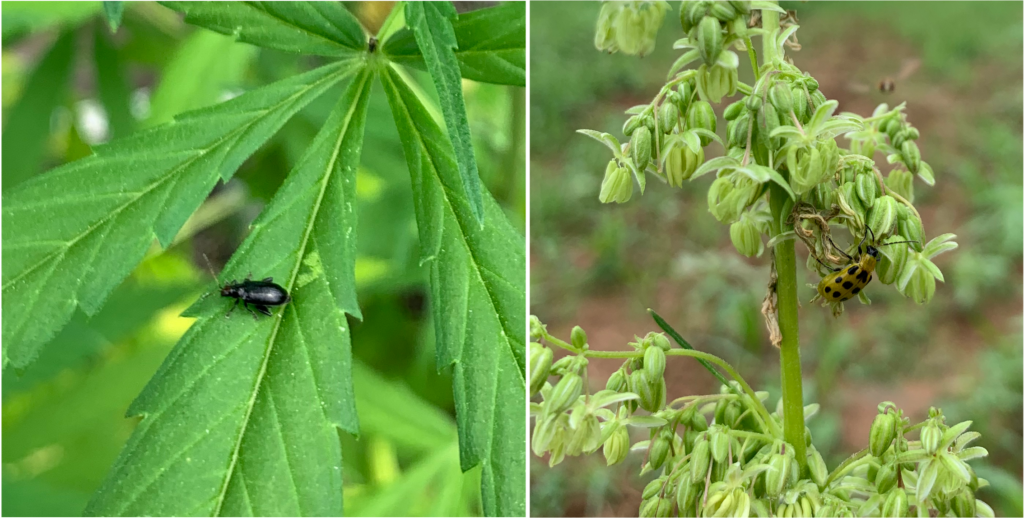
[[531, 1, 1021, 516], [2, 2, 524, 516]]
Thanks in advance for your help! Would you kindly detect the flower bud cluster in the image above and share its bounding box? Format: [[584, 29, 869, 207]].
[[594, 1, 671, 57]]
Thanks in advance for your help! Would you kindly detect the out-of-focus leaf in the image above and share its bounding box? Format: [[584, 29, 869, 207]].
[[2, 253, 197, 398], [2, 61, 353, 369], [405, 1, 485, 225], [161, 1, 367, 57], [102, 1, 123, 32], [345, 442, 475, 517], [352, 361, 454, 455], [384, 2, 525, 87], [2, 30, 75, 191], [85, 67, 372, 516], [146, 29, 257, 126], [1, 2, 101, 40], [381, 65, 525, 517], [92, 25, 135, 138]]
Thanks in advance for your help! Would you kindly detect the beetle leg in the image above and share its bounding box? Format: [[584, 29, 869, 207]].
[[256, 305, 273, 316], [244, 301, 259, 320], [225, 298, 239, 318], [262, 277, 273, 282]]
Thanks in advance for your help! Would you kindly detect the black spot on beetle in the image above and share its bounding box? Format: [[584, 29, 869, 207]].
[[852, 287, 861, 294], [867, 274, 873, 282], [832, 291, 842, 299], [824, 286, 831, 293], [835, 277, 842, 284], [848, 265, 859, 275], [857, 271, 869, 282], [843, 281, 854, 289]]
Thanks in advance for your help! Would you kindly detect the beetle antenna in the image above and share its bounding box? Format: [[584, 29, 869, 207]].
[[201, 253, 222, 286], [880, 239, 921, 247], [811, 252, 842, 273], [825, 235, 856, 262], [857, 225, 875, 252]]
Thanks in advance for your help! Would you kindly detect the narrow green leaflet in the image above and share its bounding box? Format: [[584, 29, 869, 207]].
[[102, 1, 123, 32], [86, 68, 372, 517], [2, 60, 353, 369], [384, 2, 525, 87], [2, 30, 75, 191], [381, 66, 526, 517], [161, 1, 367, 57], [405, 1, 485, 225], [93, 26, 135, 138]]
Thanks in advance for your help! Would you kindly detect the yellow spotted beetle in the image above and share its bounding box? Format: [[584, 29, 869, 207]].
[[815, 227, 917, 303]]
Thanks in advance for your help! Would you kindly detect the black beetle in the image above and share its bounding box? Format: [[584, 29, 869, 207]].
[[202, 255, 291, 319]]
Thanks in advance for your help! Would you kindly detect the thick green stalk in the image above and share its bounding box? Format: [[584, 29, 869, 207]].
[[762, 4, 807, 471]]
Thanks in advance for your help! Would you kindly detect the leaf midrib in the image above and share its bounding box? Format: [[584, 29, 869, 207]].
[[210, 70, 370, 516], [2, 67, 346, 292]]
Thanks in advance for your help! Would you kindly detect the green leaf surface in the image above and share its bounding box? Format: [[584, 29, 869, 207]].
[[2, 30, 75, 191], [383, 2, 525, 87], [405, 1, 485, 225], [146, 28, 257, 126], [85, 67, 373, 516], [102, 1, 123, 32], [161, 1, 367, 57], [381, 65, 525, 517], [1, 1, 101, 39], [2, 60, 353, 370], [93, 25, 135, 138], [352, 361, 454, 455]]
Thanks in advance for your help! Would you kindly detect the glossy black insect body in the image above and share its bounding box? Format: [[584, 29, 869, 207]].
[[201, 255, 290, 320], [220, 275, 291, 319]]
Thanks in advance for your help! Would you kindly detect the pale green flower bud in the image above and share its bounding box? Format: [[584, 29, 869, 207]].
[[532, 414, 558, 455], [686, 100, 716, 144], [952, 488, 976, 518], [769, 82, 793, 114], [675, 472, 697, 514], [649, 430, 672, 469], [869, 412, 897, 457], [868, 195, 899, 238], [886, 169, 914, 203], [529, 315, 546, 340], [921, 420, 942, 455], [659, 102, 679, 134], [599, 161, 633, 204], [642, 478, 664, 500], [690, 434, 711, 481], [639, 497, 659, 518], [876, 234, 909, 285], [604, 423, 630, 465], [875, 462, 897, 494], [679, 0, 703, 33], [570, 325, 587, 350], [723, 99, 745, 120], [643, 344, 667, 379], [529, 342, 554, 397], [623, 115, 643, 137], [901, 141, 921, 174], [709, 1, 736, 21], [655, 496, 673, 518], [709, 426, 730, 463], [881, 487, 908, 518], [897, 210, 924, 252], [547, 373, 583, 415], [614, 6, 645, 55], [631, 126, 653, 173], [664, 145, 703, 187], [766, 451, 792, 496], [856, 171, 878, 208], [730, 212, 763, 258], [701, 62, 738, 103], [904, 259, 937, 304], [697, 16, 723, 64], [606, 368, 628, 393], [791, 85, 808, 123], [808, 447, 828, 487], [594, 2, 620, 52]]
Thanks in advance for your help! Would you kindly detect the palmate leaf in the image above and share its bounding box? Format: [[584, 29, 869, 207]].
[[405, 1, 485, 225], [1, 60, 353, 369], [161, 1, 367, 57], [383, 2, 525, 87], [381, 66, 526, 517], [85, 67, 372, 516]]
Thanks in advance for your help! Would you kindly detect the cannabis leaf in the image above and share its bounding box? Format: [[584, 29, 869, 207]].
[[162, 1, 367, 57], [2, 60, 352, 369], [406, 1, 485, 225], [85, 67, 372, 516], [383, 2, 526, 87], [381, 65, 526, 517]]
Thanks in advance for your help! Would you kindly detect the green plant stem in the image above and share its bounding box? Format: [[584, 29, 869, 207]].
[[762, 2, 808, 473], [824, 448, 870, 489]]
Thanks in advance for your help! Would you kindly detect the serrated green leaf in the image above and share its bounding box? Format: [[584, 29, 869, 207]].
[[2, 60, 353, 370], [146, 28, 257, 126], [2, 29, 75, 191], [93, 25, 135, 138], [161, 1, 367, 57], [381, 65, 525, 517], [102, 1, 123, 32], [405, 1, 485, 225], [85, 67, 373, 517], [383, 2, 525, 87]]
